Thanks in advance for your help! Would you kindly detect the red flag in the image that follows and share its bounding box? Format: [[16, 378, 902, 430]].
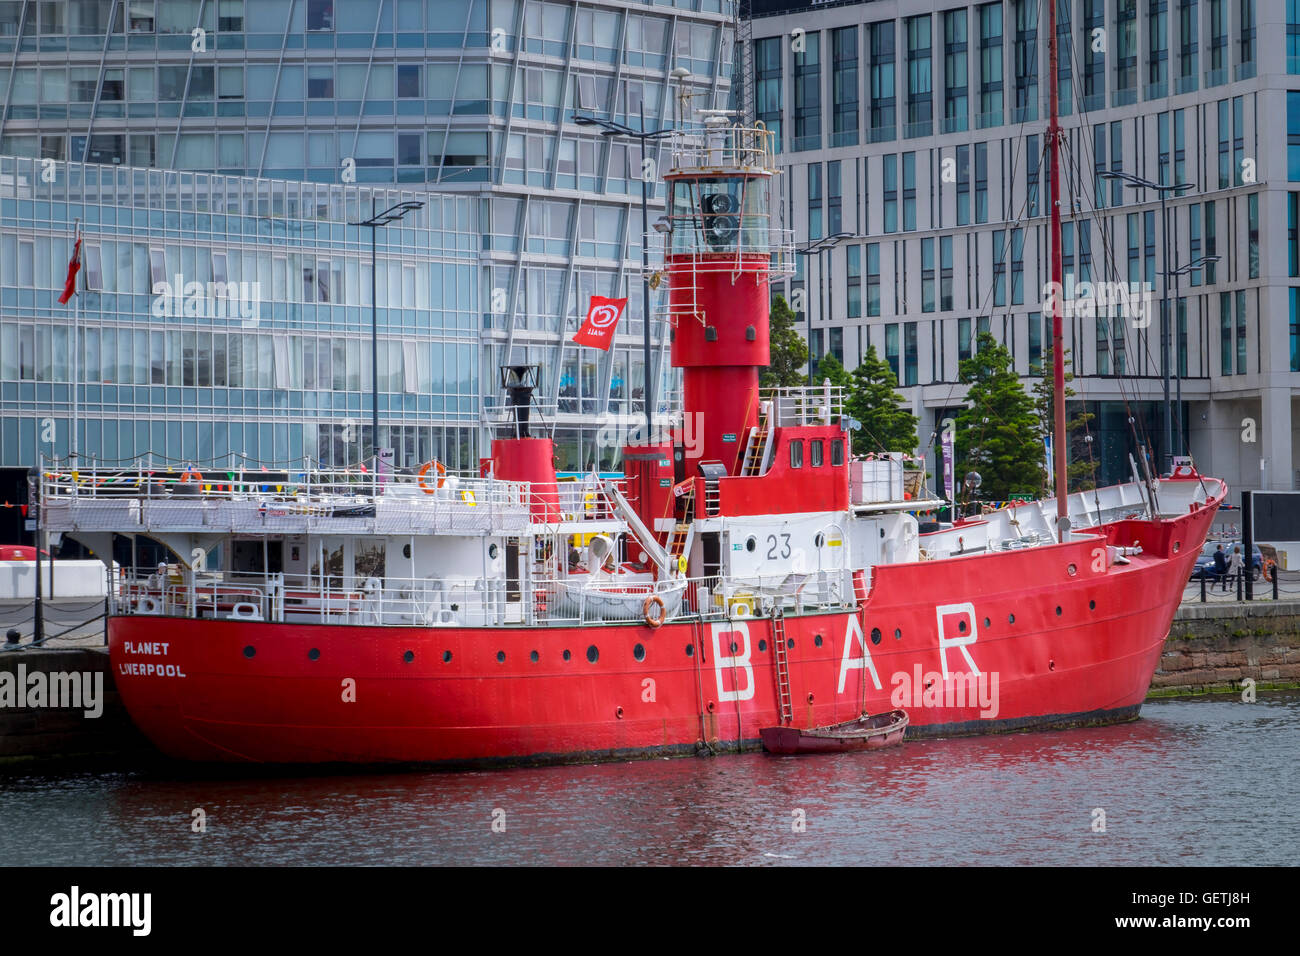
[[58, 237, 82, 305], [572, 296, 628, 351]]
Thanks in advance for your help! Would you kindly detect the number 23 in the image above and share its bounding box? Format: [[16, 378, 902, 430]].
[[766, 533, 791, 560]]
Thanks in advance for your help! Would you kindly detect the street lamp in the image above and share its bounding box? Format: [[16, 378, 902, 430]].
[[1166, 254, 1221, 457], [350, 199, 424, 471], [1100, 170, 1190, 472], [573, 80, 685, 445], [794, 231, 860, 387]]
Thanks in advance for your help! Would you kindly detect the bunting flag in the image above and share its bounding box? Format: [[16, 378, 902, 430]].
[[572, 296, 628, 351], [58, 232, 82, 305]]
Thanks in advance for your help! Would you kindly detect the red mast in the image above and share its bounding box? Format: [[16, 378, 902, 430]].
[[1048, 0, 1068, 536]]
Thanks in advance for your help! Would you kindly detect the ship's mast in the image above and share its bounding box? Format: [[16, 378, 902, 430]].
[[1048, 0, 1068, 538]]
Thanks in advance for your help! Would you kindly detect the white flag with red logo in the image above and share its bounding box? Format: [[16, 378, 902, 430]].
[[572, 296, 628, 351]]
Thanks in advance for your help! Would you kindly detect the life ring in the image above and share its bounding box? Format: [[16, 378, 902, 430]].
[[676, 554, 688, 575], [416, 460, 446, 494], [642, 595, 666, 628]]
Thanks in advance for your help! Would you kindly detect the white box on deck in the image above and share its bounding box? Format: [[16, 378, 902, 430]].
[[850, 455, 904, 504]]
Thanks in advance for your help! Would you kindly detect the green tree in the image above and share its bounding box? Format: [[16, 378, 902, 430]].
[[954, 332, 1045, 500], [761, 294, 808, 388], [841, 346, 919, 454], [1031, 346, 1097, 493]]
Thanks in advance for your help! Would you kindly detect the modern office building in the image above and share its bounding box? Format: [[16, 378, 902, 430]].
[[0, 0, 735, 476], [744, 0, 1292, 500]]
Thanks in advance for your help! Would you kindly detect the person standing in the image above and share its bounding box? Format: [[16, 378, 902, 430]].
[[1212, 544, 1227, 588], [1225, 545, 1243, 593]]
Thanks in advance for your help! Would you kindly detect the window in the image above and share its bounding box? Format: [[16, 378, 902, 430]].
[[944, 9, 968, 133], [790, 440, 804, 469], [1094, 123, 1107, 209], [811, 440, 824, 467], [922, 238, 936, 313], [902, 152, 916, 231], [1027, 133, 1040, 215], [1292, 289, 1300, 372], [307, 0, 333, 32], [1157, 112, 1170, 184], [866, 243, 881, 316], [1290, 193, 1299, 278], [1097, 316, 1110, 375], [847, 245, 862, 318], [1011, 228, 1024, 304], [1083, 0, 1105, 107], [1232, 96, 1244, 186], [940, 236, 954, 311], [832, 26, 859, 147], [1291, 93, 1300, 181], [1177, 297, 1188, 376], [1217, 99, 1230, 188], [397, 65, 421, 99], [755, 37, 783, 150], [977, 3, 1003, 128], [1290, 0, 1300, 74], [1174, 108, 1186, 183], [1115, 0, 1137, 103], [1204, 202, 1217, 283], [397, 133, 422, 166], [1110, 121, 1124, 205], [1012, 0, 1037, 122], [1179, 0, 1199, 88], [993, 230, 1007, 307], [831, 439, 844, 466], [956, 144, 971, 225], [218, 0, 242, 32], [882, 155, 898, 234], [1148, 0, 1168, 96], [906, 15, 933, 136], [974, 142, 988, 223], [307, 67, 333, 99], [904, 322, 918, 386], [1248, 193, 1259, 279], [870, 22, 896, 141], [128, 1, 154, 32], [1220, 292, 1232, 375], [1056, 0, 1073, 113], [1207, 0, 1226, 84], [886, 324, 900, 379], [828, 160, 842, 235], [1236, 290, 1247, 375], [958, 317, 972, 361], [793, 31, 821, 151], [1029, 313, 1043, 373], [1189, 202, 1202, 286], [808, 163, 823, 240]]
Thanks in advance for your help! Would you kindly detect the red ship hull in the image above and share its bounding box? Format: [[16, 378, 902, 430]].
[[106, 500, 1217, 766]]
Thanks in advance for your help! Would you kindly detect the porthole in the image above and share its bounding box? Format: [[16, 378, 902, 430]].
[[530, 650, 539, 663], [958, 620, 967, 633], [496, 650, 505, 663], [586, 645, 599, 663], [1173, 541, 1181, 553], [1089, 600, 1096, 611], [488, 543, 499, 559], [1067, 563, 1077, 576], [730, 641, 738, 653], [402, 543, 412, 559], [242, 645, 255, 659], [1055, 606, 1062, 616], [633, 643, 646, 662], [814, 533, 825, 548], [870, 627, 882, 645], [403, 650, 414, 664], [443, 650, 452, 663], [746, 536, 757, 552], [563, 649, 572, 661], [787, 638, 794, 650], [308, 648, 320, 661], [894, 628, 902, 640], [814, 634, 823, 647], [1008, 613, 1015, 624], [758, 639, 767, 652], [984, 617, 991, 628], [685, 644, 694, 657]]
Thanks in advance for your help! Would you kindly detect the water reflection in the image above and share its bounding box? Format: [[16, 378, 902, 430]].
[[1, 695, 1294, 866]]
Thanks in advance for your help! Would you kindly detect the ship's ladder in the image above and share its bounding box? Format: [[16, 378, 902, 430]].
[[740, 420, 771, 477], [667, 521, 694, 574], [770, 607, 793, 726]]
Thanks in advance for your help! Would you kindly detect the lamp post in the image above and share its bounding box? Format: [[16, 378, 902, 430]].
[[1166, 254, 1221, 457], [795, 231, 859, 386], [1100, 170, 1190, 473], [573, 84, 684, 445], [349, 199, 424, 471]]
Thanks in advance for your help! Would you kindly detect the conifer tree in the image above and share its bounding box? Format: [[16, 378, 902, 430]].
[[954, 332, 1045, 500], [761, 294, 808, 389]]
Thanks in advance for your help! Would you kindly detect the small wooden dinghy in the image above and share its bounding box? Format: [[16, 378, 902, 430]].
[[760, 709, 909, 755]]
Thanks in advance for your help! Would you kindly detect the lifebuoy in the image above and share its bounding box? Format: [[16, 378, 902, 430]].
[[643, 594, 666, 628], [416, 459, 446, 494]]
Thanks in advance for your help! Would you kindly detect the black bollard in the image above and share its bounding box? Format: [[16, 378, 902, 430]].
[[1200, 573, 1207, 603], [1237, 571, 1243, 602], [1274, 569, 1279, 601]]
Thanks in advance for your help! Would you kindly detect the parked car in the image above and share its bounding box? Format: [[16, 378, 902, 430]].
[[1189, 541, 1263, 582]]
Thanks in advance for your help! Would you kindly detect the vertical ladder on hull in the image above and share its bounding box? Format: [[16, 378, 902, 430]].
[[665, 486, 695, 571], [770, 608, 793, 725]]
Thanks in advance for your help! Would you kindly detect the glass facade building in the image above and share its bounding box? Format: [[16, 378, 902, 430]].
[[748, 0, 1294, 500], [0, 0, 735, 474]]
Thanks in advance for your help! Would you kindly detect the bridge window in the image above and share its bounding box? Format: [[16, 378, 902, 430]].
[[811, 439, 824, 467], [831, 439, 844, 465], [789, 440, 804, 469]]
